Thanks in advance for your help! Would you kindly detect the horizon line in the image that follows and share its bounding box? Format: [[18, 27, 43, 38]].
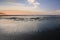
[[0, 15, 60, 16]]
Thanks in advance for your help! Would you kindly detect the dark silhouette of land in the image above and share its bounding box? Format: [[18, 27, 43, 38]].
[[0, 12, 6, 15]]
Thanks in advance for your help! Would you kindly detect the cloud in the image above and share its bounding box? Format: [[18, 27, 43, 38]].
[[0, 2, 41, 12], [0, 0, 60, 15], [27, 0, 35, 4], [48, 10, 60, 15], [0, 0, 41, 11], [27, 0, 40, 8]]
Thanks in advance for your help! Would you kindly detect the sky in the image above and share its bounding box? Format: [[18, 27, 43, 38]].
[[0, 0, 60, 15]]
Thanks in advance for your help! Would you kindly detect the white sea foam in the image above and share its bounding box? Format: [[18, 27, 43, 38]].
[[0, 16, 40, 34]]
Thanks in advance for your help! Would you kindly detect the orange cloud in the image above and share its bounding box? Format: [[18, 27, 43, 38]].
[[0, 10, 47, 15], [0, 10, 60, 15]]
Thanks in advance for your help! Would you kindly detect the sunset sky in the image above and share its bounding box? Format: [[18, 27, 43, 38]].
[[0, 0, 60, 15]]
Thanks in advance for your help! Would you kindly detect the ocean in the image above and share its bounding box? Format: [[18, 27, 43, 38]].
[[0, 15, 60, 40]]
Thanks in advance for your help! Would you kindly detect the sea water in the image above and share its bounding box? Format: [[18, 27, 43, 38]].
[[0, 15, 60, 40]]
